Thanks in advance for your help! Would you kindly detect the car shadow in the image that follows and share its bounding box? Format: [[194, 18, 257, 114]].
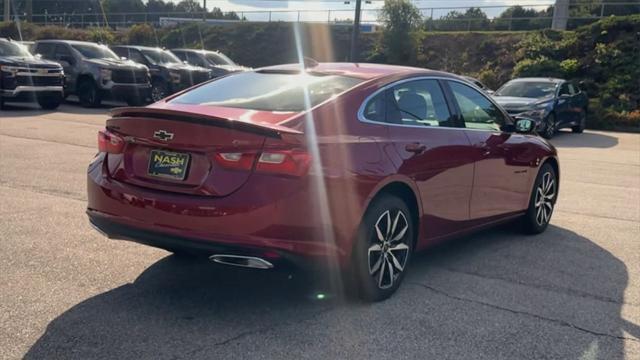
[[24, 224, 636, 359], [551, 130, 619, 148]]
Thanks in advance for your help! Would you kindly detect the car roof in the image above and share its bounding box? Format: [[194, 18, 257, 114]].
[[258, 62, 454, 81], [509, 77, 565, 83], [171, 48, 222, 53], [111, 45, 167, 51], [35, 40, 104, 46]]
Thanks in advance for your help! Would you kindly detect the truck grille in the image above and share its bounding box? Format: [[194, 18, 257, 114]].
[[16, 75, 63, 86], [112, 70, 149, 84]]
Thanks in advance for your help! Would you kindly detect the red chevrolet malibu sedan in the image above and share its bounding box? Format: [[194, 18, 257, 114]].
[[87, 63, 559, 301]]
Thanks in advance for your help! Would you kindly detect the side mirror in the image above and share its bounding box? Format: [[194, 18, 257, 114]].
[[58, 55, 74, 65], [514, 117, 535, 134]]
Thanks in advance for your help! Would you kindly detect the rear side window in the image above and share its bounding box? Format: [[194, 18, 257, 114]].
[[171, 71, 363, 112], [388, 79, 452, 127]]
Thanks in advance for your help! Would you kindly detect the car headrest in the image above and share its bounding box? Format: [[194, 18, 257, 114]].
[[397, 92, 427, 120]]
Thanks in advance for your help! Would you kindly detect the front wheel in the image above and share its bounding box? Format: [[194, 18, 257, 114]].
[[151, 80, 169, 102], [522, 163, 558, 234], [542, 114, 556, 139], [349, 194, 414, 302], [37, 93, 62, 110], [77, 80, 102, 108]]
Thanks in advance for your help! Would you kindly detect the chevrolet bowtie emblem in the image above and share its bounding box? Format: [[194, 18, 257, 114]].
[[153, 130, 174, 141]]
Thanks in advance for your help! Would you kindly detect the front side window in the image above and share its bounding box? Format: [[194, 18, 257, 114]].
[[35, 43, 55, 58], [388, 79, 452, 127], [128, 50, 146, 64], [559, 83, 572, 96], [205, 52, 235, 66], [449, 81, 504, 131], [171, 71, 362, 112]]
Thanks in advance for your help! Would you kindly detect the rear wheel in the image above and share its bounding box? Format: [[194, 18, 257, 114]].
[[542, 113, 556, 139], [78, 80, 102, 108], [522, 163, 557, 234], [572, 109, 587, 133], [349, 194, 414, 302], [37, 92, 62, 110]]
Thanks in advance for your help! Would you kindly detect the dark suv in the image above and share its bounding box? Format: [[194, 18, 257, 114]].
[[111, 46, 212, 102], [170, 49, 246, 79], [1, 38, 64, 109], [33, 40, 151, 107]]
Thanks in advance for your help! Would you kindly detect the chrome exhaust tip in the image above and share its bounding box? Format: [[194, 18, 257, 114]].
[[209, 254, 274, 270]]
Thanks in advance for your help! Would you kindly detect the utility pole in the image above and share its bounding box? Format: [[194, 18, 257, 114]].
[[202, 0, 207, 21], [4, 0, 11, 22], [349, 0, 362, 62], [552, 0, 569, 30], [26, 0, 33, 22]]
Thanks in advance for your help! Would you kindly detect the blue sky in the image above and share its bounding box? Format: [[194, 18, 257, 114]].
[[202, 0, 554, 21]]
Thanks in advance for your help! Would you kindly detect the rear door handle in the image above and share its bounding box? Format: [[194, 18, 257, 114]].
[[405, 143, 427, 154]]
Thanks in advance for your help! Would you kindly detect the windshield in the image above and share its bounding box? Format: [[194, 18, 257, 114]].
[[71, 44, 118, 60], [495, 81, 557, 98], [0, 40, 33, 57], [204, 52, 235, 66], [171, 71, 363, 112], [142, 49, 181, 65]]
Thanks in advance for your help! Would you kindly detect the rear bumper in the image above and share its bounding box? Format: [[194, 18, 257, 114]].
[[86, 156, 349, 268]]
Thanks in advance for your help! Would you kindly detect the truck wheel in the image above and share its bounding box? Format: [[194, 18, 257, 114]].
[[151, 80, 169, 102], [572, 109, 587, 133], [37, 93, 63, 110], [78, 80, 102, 108]]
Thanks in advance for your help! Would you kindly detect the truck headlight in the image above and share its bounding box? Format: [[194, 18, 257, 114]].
[[0, 65, 19, 77]]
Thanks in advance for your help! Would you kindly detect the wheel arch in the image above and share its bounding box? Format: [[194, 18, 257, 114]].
[[75, 74, 95, 93], [362, 177, 422, 248], [542, 156, 560, 192]]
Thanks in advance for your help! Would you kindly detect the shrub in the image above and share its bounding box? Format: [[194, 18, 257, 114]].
[[378, 0, 423, 65], [126, 24, 158, 46], [476, 68, 499, 90], [559, 59, 580, 77], [512, 57, 562, 78]]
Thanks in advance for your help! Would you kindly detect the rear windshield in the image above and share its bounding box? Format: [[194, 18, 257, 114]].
[[171, 71, 363, 112]]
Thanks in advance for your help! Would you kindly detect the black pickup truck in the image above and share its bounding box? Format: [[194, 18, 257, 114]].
[[0, 38, 64, 110]]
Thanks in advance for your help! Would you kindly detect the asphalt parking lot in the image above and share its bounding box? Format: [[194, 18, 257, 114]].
[[1, 102, 639, 360]]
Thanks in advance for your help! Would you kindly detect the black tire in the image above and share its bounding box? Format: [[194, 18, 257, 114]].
[[572, 108, 587, 133], [37, 93, 62, 110], [349, 193, 415, 302], [542, 113, 556, 139], [77, 80, 102, 108], [522, 163, 558, 234], [151, 79, 169, 102]]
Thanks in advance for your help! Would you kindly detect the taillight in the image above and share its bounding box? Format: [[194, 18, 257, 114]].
[[214, 150, 310, 177], [256, 150, 311, 177], [213, 152, 257, 171], [98, 130, 125, 154]]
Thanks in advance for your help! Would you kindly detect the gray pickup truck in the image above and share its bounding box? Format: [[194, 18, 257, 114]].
[[33, 40, 151, 107], [1, 38, 64, 109]]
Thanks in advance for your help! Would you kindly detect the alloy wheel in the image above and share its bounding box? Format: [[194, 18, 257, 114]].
[[151, 84, 167, 102], [367, 210, 410, 289], [534, 172, 556, 226], [544, 116, 556, 138]]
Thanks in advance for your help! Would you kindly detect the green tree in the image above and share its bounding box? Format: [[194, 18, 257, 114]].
[[378, 0, 423, 64], [436, 7, 489, 31]]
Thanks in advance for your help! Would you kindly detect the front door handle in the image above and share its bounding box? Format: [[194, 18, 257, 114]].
[[405, 143, 427, 154]]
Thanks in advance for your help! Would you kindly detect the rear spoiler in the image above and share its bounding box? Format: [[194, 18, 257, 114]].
[[110, 107, 303, 139]]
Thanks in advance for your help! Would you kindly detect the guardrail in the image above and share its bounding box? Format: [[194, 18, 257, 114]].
[[2, 2, 639, 31]]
